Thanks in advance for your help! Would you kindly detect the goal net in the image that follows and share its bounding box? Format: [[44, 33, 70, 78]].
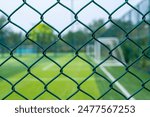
[[86, 37, 126, 66]]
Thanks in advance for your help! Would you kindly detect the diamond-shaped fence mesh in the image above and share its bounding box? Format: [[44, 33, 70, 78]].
[[0, 0, 150, 100]]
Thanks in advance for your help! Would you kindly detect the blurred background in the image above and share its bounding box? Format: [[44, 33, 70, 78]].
[[0, 0, 149, 73]]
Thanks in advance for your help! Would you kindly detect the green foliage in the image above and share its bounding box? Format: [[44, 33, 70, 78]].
[[63, 29, 90, 50], [0, 16, 22, 49], [0, 16, 7, 41], [29, 23, 56, 48], [102, 20, 134, 38], [62, 19, 106, 51], [99, 19, 149, 69], [88, 19, 106, 38], [0, 16, 6, 27]]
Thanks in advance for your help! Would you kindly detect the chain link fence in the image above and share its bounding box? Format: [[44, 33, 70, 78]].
[[0, 0, 150, 100]]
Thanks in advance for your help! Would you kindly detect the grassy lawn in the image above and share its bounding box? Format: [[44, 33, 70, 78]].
[[106, 66, 150, 100], [0, 53, 149, 100], [0, 53, 101, 100]]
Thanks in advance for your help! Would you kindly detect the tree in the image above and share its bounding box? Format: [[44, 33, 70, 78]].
[[62, 19, 106, 51], [0, 16, 8, 55], [0, 16, 23, 47], [63, 29, 90, 50], [88, 19, 106, 38], [102, 20, 134, 38], [29, 23, 56, 48], [0, 16, 7, 44], [6, 31, 22, 48], [0, 16, 6, 26]]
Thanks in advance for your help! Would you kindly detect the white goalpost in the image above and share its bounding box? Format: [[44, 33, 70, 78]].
[[86, 37, 134, 100], [86, 44, 94, 57], [86, 37, 126, 66]]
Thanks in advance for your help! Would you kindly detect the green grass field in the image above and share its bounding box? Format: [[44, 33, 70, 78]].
[[0, 53, 150, 100]]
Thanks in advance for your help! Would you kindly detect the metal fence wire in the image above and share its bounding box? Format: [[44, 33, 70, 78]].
[[0, 0, 150, 100]]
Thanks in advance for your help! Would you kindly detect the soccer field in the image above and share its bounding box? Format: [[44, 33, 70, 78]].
[[0, 53, 150, 100]]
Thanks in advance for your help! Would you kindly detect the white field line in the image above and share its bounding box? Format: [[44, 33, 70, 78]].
[[42, 64, 54, 71], [100, 66, 135, 100]]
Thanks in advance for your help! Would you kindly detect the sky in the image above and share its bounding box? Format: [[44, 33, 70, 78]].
[[0, 0, 142, 32]]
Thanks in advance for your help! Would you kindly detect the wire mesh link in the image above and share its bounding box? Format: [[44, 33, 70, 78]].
[[0, 0, 150, 100]]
